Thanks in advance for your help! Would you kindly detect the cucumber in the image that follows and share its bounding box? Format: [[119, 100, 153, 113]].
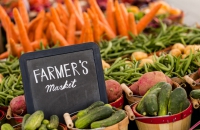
[[47, 115, 59, 129], [143, 88, 161, 116], [75, 105, 113, 129], [136, 82, 166, 114], [91, 109, 126, 129], [22, 114, 31, 130], [158, 83, 172, 116], [1, 123, 14, 130], [24, 110, 44, 130], [42, 119, 50, 125], [168, 87, 188, 115], [38, 124, 48, 130], [190, 89, 200, 99], [77, 101, 104, 118]]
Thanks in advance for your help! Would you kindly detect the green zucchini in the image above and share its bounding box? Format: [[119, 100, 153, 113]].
[[22, 114, 31, 130], [1, 123, 14, 130], [91, 109, 126, 129], [190, 89, 200, 99], [143, 88, 161, 116], [24, 110, 44, 130], [168, 87, 188, 115], [75, 105, 113, 129], [77, 101, 104, 118], [158, 83, 172, 116], [136, 82, 166, 114], [47, 115, 59, 129], [38, 124, 48, 130]]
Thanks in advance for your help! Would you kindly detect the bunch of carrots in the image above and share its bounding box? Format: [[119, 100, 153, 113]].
[[0, 0, 162, 59]]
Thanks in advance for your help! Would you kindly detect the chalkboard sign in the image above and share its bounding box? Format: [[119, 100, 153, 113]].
[[19, 42, 107, 123]]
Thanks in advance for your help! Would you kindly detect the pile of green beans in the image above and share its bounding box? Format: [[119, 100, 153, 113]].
[[104, 52, 200, 85], [0, 56, 24, 106], [100, 22, 200, 62]]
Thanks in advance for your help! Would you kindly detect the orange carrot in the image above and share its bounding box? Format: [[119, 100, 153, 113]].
[[49, 22, 69, 46], [18, 0, 29, 25], [120, 3, 129, 30], [9, 38, 20, 57], [106, 0, 117, 34], [34, 12, 45, 41], [87, 8, 101, 42], [74, 0, 83, 19], [28, 10, 44, 32], [99, 21, 115, 40], [10, 20, 19, 43], [28, 31, 35, 42], [88, 0, 110, 28], [56, 3, 69, 25], [114, 0, 128, 37], [66, 14, 76, 44], [137, 3, 162, 34], [50, 7, 66, 37], [128, 12, 138, 36], [64, 0, 84, 30], [0, 51, 9, 59], [13, 8, 33, 52], [82, 13, 94, 42]]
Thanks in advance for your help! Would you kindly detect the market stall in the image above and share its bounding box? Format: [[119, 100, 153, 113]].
[[0, 0, 200, 130]]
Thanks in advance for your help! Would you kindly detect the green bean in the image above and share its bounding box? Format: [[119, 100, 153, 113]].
[[109, 72, 128, 76], [154, 62, 171, 72], [101, 41, 112, 57], [183, 50, 193, 74]]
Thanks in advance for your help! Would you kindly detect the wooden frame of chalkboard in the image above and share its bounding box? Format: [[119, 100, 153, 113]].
[[19, 42, 107, 123]]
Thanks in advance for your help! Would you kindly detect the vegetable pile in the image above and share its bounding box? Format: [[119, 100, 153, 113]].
[[75, 101, 126, 129], [136, 82, 189, 116]]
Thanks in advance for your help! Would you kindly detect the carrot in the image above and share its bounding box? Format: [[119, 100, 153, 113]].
[[28, 10, 45, 32], [88, 0, 110, 28], [13, 8, 33, 52], [49, 22, 69, 46], [9, 38, 19, 57], [128, 12, 138, 36], [74, 0, 83, 19], [64, 0, 84, 30], [87, 8, 101, 42], [4, 16, 12, 42], [0, 51, 9, 59], [114, 0, 128, 37], [56, 3, 69, 25], [82, 13, 94, 42], [66, 14, 76, 44], [34, 13, 45, 41], [18, 0, 29, 25], [106, 0, 117, 34], [50, 7, 66, 37], [120, 3, 129, 30], [9, 20, 19, 43], [136, 3, 162, 34]]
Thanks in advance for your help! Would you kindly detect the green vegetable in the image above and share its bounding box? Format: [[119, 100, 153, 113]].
[[158, 83, 172, 116], [22, 114, 31, 130], [91, 109, 126, 129], [143, 88, 161, 116], [1, 123, 14, 130], [77, 101, 104, 118], [38, 124, 48, 130], [24, 110, 44, 130], [136, 82, 165, 114], [42, 119, 50, 125], [190, 89, 200, 99], [75, 105, 114, 129], [47, 115, 59, 129], [168, 87, 188, 115]]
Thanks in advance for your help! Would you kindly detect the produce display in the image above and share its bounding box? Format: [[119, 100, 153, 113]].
[[0, 0, 200, 129]]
